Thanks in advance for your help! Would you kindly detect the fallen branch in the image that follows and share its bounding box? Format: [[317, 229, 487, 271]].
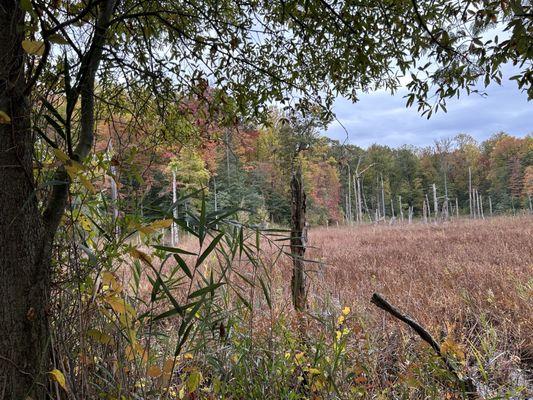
[[371, 293, 479, 399]]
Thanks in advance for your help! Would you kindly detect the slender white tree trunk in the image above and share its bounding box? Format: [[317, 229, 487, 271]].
[[468, 167, 473, 218], [432, 184, 438, 223], [380, 175, 386, 220], [390, 198, 395, 224], [171, 170, 178, 246], [475, 189, 481, 218], [353, 174, 359, 223], [347, 165, 352, 224], [425, 194, 431, 222], [356, 177, 363, 223]]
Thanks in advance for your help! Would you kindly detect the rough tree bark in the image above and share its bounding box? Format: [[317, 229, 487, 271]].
[[0, 1, 116, 398], [290, 163, 307, 311], [0, 3, 48, 398]]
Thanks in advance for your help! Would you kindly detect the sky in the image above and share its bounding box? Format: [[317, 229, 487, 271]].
[[323, 73, 532, 149]]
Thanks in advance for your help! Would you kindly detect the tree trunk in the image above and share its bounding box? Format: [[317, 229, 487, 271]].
[[432, 183, 438, 222], [468, 167, 473, 218], [290, 163, 307, 311], [171, 170, 178, 246], [380, 174, 386, 220], [347, 165, 352, 224], [356, 177, 363, 223], [0, 3, 50, 398], [1, 1, 116, 397]]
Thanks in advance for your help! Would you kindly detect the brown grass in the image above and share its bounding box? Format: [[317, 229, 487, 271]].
[[54, 215, 532, 398], [303, 216, 532, 368]]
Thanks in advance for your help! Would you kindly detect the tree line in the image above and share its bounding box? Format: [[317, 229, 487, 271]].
[[105, 113, 532, 228]]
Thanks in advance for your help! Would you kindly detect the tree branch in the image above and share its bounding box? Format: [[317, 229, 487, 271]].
[[42, 0, 118, 244], [371, 293, 479, 398]]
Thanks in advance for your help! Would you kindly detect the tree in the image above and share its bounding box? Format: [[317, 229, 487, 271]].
[[279, 112, 321, 311], [1, 1, 519, 396], [407, 0, 533, 115]]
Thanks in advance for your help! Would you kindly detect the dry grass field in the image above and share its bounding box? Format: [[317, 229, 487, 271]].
[[306, 216, 532, 345], [299, 216, 533, 395], [55, 216, 532, 399], [248, 215, 533, 398]]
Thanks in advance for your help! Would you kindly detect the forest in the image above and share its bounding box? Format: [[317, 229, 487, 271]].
[[0, 0, 532, 399], [112, 116, 532, 227]]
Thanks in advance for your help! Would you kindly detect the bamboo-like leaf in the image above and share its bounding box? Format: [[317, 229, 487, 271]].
[[174, 254, 193, 279], [195, 232, 224, 267], [188, 282, 223, 299], [153, 245, 197, 256], [40, 96, 66, 124], [258, 276, 272, 309]]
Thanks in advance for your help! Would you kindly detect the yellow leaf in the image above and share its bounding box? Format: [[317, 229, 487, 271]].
[[138, 225, 155, 235], [67, 159, 85, 173], [124, 341, 148, 363], [147, 365, 162, 378], [22, 40, 45, 56], [48, 369, 67, 390], [103, 295, 126, 314], [186, 370, 202, 392], [0, 110, 11, 124], [53, 148, 70, 162], [64, 164, 77, 180], [163, 358, 176, 374], [125, 344, 135, 361], [49, 33, 69, 44], [342, 306, 351, 315], [101, 271, 117, 287], [87, 328, 114, 345], [441, 337, 465, 363], [129, 248, 153, 267], [79, 174, 96, 194], [149, 219, 173, 229], [79, 215, 92, 232]]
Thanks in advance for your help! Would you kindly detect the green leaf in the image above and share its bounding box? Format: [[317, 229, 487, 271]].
[[187, 370, 202, 392], [188, 282, 223, 299], [41, 96, 66, 124], [49, 33, 69, 45], [258, 276, 271, 309], [20, 0, 33, 12], [153, 245, 197, 256], [173, 254, 193, 279], [195, 232, 224, 267], [152, 301, 197, 322]]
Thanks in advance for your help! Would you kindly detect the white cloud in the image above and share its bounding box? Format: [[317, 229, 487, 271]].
[[324, 72, 532, 148]]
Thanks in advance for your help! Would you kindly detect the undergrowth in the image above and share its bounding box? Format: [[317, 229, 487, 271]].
[[49, 198, 532, 399]]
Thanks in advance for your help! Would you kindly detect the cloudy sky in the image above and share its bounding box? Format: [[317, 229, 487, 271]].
[[323, 72, 532, 149]]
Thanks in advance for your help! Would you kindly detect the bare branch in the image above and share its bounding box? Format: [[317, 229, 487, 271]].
[[371, 293, 479, 398]]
